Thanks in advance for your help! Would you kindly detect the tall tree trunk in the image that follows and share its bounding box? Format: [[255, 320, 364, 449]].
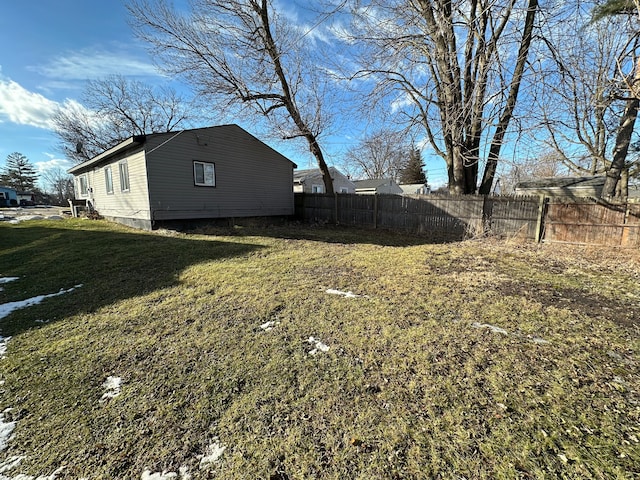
[[479, 0, 538, 195], [255, 1, 334, 194], [602, 97, 638, 197]]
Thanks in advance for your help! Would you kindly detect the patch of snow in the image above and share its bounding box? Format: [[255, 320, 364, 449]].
[[325, 289, 366, 298], [11, 216, 44, 222], [199, 439, 226, 466], [529, 336, 550, 345], [471, 322, 509, 335], [471, 323, 550, 345], [141, 467, 191, 480], [0, 285, 82, 320], [259, 320, 279, 332], [307, 337, 330, 355], [0, 410, 16, 452], [0, 456, 24, 474], [141, 471, 177, 479], [0, 337, 11, 359], [100, 376, 122, 401]]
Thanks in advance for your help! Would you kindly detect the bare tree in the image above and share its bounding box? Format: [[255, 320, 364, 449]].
[[128, 0, 341, 193], [52, 75, 196, 163], [593, 0, 640, 197], [344, 129, 409, 180], [348, 0, 539, 195], [498, 151, 568, 194], [40, 168, 75, 205], [536, 5, 626, 177]]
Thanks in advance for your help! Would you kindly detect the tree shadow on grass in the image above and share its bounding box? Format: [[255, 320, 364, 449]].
[[0, 221, 263, 337], [181, 221, 459, 247]]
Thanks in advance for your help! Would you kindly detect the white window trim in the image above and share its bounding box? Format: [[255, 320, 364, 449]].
[[119, 161, 130, 193], [194, 161, 216, 187], [105, 166, 113, 195], [78, 175, 90, 197], [311, 184, 324, 193]]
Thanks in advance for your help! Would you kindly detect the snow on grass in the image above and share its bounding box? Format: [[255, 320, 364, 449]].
[[325, 289, 366, 298], [141, 466, 190, 480], [100, 376, 122, 401], [0, 285, 82, 320], [307, 336, 330, 355], [0, 411, 16, 452], [471, 322, 550, 345], [471, 322, 509, 335], [141, 438, 227, 480], [0, 456, 25, 474], [7, 216, 63, 224], [199, 439, 226, 467], [0, 337, 10, 359], [259, 320, 279, 332]]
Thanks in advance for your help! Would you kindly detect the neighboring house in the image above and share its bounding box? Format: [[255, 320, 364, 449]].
[[68, 124, 297, 230], [17, 192, 36, 206], [293, 167, 355, 194], [399, 183, 430, 195], [353, 178, 403, 195], [0, 186, 18, 207], [514, 176, 605, 198]]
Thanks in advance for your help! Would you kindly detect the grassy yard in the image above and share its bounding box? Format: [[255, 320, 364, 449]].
[[0, 218, 638, 479]]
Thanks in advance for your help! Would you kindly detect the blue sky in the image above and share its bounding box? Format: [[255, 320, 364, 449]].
[[0, 1, 448, 190], [0, 1, 172, 182]]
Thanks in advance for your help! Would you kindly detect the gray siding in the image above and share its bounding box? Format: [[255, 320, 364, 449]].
[[145, 125, 295, 220], [88, 148, 151, 221]]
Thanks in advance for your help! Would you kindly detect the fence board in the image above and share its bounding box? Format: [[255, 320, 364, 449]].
[[295, 193, 638, 247], [544, 199, 638, 247], [296, 193, 539, 241]]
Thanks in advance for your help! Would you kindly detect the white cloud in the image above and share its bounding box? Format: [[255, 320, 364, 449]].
[[35, 48, 162, 80], [0, 78, 59, 129], [34, 157, 74, 174]]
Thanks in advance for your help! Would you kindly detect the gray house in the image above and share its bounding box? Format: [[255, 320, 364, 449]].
[[293, 167, 355, 193], [353, 178, 403, 195], [68, 125, 297, 230], [514, 176, 605, 198], [399, 183, 430, 195]]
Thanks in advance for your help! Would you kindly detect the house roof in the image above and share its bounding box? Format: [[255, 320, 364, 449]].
[[515, 176, 605, 189], [353, 178, 395, 189], [68, 135, 147, 175], [293, 166, 345, 183], [68, 124, 297, 175]]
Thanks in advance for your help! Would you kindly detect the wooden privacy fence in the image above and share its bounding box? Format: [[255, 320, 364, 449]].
[[295, 193, 640, 247], [295, 193, 544, 242], [544, 198, 640, 247]]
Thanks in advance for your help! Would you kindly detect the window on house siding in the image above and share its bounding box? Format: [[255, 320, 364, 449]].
[[105, 166, 113, 194], [194, 161, 215, 187], [78, 175, 89, 196], [119, 161, 130, 192], [312, 184, 324, 193]]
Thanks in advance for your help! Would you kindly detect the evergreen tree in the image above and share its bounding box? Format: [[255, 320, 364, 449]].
[[1, 152, 39, 191], [400, 147, 428, 184]]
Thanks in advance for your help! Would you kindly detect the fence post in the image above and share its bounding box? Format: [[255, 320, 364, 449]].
[[535, 195, 548, 243], [373, 194, 378, 229], [482, 195, 492, 235], [334, 193, 339, 225]]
